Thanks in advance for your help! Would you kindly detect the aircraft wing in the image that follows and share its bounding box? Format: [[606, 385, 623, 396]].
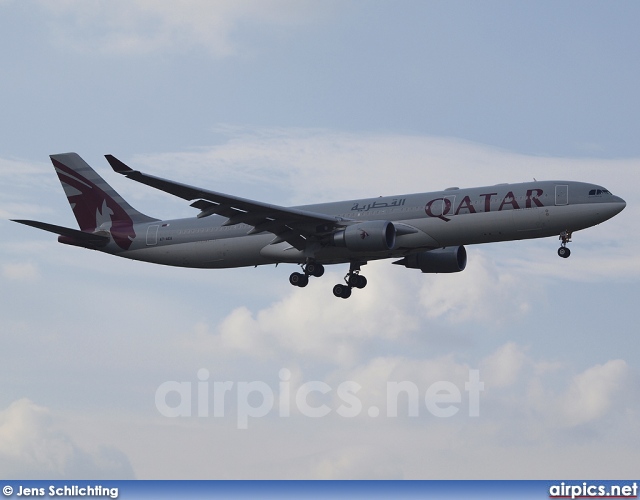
[[105, 155, 346, 249]]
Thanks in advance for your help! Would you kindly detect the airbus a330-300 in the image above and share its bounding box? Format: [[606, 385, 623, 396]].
[[13, 153, 626, 298]]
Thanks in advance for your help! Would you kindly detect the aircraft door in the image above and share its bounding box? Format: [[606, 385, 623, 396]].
[[146, 225, 159, 246], [555, 185, 568, 206]]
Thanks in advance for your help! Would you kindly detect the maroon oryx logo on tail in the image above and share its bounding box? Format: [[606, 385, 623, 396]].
[[52, 159, 136, 250]]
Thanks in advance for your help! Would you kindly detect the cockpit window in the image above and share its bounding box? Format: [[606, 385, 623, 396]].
[[589, 189, 611, 196]]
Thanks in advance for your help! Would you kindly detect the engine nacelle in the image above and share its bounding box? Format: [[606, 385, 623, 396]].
[[332, 220, 396, 252], [396, 246, 467, 273]]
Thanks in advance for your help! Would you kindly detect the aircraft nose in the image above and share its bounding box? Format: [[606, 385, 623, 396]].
[[608, 195, 626, 217]]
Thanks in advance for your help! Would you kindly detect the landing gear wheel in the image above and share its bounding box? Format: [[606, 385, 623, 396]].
[[347, 274, 367, 289], [355, 275, 367, 289], [337, 261, 368, 297], [305, 262, 325, 277], [558, 230, 572, 259], [289, 272, 309, 287], [333, 284, 351, 299]]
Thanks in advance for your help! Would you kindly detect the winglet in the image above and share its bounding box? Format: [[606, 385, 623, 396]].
[[105, 154, 135, 174]]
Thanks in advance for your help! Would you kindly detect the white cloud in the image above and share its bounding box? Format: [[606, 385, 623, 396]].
[[2, 262, 39, 281], [558, 359, 631, 427], [0, 158, 57, 219], [0, 157, 49, 178], [37, 0, 327, 57], [0, 204, 51, 220], [480, 342, 528, 389], [104, 345, 640, 479], [326, 354, 474, 420], [418, 251, 539, 323], [3, 129, 640, 479], [477, 348, 637, 436], [0, 399, 134, 479], [179, 262, 421, 366], [309, 444, 403, 479], [178, 251, 543, 367], [135, 127, 640, 204]]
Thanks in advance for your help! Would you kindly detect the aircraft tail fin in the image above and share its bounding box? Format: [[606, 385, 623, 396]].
[[50, 153, 158, 250]]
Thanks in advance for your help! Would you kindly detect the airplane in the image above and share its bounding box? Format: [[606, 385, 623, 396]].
[[12, 153, 626, 298]]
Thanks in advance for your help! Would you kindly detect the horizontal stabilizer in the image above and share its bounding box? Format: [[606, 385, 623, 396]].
[[11, 220, 110, 248]]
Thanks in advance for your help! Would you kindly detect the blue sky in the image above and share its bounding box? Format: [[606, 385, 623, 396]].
[[1, 1, 639, 479]]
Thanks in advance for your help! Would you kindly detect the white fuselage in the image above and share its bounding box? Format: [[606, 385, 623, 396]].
[[103, 180, 625, 269]]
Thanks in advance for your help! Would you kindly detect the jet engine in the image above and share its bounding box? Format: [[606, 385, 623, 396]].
[[394, 246, 467, 273], [332, 220, 396, 252]]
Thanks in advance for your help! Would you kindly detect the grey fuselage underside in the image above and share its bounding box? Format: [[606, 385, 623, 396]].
[[96, 180, 625, 269]]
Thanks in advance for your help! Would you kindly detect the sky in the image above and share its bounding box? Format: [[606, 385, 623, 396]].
[[1, 0, 639, 480]]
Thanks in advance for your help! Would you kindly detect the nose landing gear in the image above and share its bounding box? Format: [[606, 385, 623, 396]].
[[558, 230, 572, 258]]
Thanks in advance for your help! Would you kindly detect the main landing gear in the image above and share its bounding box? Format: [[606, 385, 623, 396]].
[[332, 262, 367, 299], [289, 261, 325, 288], [558, 230, 572, 258], [289, 261, 366, 299]]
